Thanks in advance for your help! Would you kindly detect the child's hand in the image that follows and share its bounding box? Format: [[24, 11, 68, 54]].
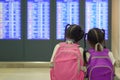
[[50, 62, 54, 68], [115, 60, 120, 67]]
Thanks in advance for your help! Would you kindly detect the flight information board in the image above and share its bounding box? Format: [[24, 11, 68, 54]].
[[27, 0, 50, 40], [56, 0, 79, 40], [0, 0, 21, 39], [85, 0, 108, 39]]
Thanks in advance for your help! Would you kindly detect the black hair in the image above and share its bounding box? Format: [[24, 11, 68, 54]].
[[64, 24, 84, 43], [83, 28, 106, 64], [83, 33, 88, 64]]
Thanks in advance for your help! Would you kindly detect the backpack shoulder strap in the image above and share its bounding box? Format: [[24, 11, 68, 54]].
[[88, 48, 95, 56], [103, 48, 109, 54], [75, 46, 84, 72], [58, 42, 66, 47]]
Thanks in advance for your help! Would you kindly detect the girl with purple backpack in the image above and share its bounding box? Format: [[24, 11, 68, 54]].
[[50, 24, 85, 80], [83, 28, 115, 80]]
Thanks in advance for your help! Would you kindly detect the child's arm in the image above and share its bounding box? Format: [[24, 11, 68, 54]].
[[79, 47, 84, 62], [50, 44, 60, 68], [86, 52, 90, 62], [108, 52, 116, 77], [108, 52, 115, 65]]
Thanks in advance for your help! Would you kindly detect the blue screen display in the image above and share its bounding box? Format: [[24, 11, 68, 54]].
[[0, 0, 21, 39], [85, 0, 108, 39], [56, 0, 79, 40], [27, 0, 50, 40]]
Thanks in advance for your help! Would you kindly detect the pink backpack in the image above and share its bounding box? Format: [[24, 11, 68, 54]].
[[50, 42, 84, 80]]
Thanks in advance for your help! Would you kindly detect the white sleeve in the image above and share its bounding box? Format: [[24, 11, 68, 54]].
[[79, 48, 91, 62], [50, 44, 60, 62], [108, 52, 115, 65], [86, 52, 90, 62], [79, 47, 84, 62], [79, 48, 90, 62]]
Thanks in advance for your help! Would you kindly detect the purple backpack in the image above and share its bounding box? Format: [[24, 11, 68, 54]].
[[87, 48, 114, 80]]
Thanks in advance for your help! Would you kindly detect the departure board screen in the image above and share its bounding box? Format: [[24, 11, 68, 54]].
[[0, 0, 21, 39], [27, 0, 50, 40], [85, 0, 108, 39], [56, 0, 79, 40]]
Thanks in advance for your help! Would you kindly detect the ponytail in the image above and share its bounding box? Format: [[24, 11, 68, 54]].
[[101, 29, 106, 48], [95, 43, 103, 51], [83, 33, 88, 65], [64, 24, 70, 41]]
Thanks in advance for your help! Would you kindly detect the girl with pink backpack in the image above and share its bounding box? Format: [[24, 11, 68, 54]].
[[50, 24, 85, 80], [83, 28, 115, 80]]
